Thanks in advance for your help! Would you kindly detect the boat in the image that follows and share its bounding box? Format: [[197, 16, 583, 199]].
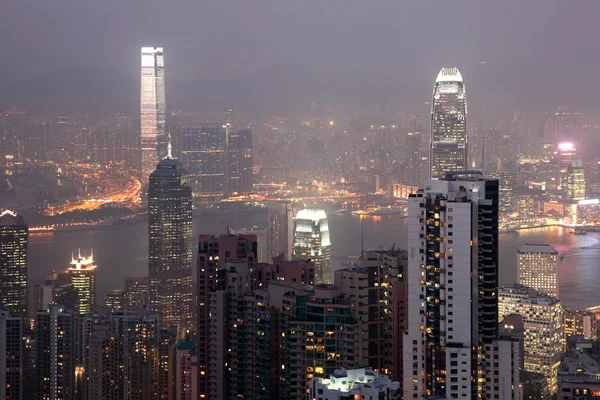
[[559, 254, 566, 261]]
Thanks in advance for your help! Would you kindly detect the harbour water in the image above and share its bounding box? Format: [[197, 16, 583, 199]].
[[28, 211, 600, 310]]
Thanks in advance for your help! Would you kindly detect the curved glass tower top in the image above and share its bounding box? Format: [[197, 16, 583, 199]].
[[430, 67, 467, 179]]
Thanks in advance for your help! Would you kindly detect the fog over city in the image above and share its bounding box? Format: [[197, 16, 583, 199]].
[[2, 1, 600, 400]]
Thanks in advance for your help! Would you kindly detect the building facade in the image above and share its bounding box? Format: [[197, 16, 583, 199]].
[[403, 173, 519, 399], [268, 201, 294, 260], [499, 284, 564, 394], [148, 145, 193, 330], [518, 244, 559, 298], [0, 306, 22, 400], [180, 124, 227, 202], [565, 309, 598, 340], [141, 47, 166, 180], [227, 128, 253, 195], [66, 251, 97, 315], [430, 68, 467, 179], [293, 209, 332, 283], [0, 210, 28, 315]]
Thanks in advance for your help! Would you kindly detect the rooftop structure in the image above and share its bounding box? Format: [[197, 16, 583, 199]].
[[309, 367, 400, 400]]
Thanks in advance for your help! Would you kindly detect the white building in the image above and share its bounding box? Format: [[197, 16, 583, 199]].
[[403, 172, 519, 399], [518, 244, 559, 298], [309, 367, 400, 400], [499, 284, 564, 394], [293, 209, 331, 283]]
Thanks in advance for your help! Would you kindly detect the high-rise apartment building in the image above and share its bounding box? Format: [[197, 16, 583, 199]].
[[196, 233, 258, 398], [148, 143, 193, 330], [499, 284, 564, 394], [518, 244, 559, 298], [0, 210, 28, 315], [0, 306, 22, 400], [180, 124, 227, 202], [36, 304, 75, 400], [227, 128, 253, 195], [268, 201, 294, 260], [141, 47, 166, 180], [66, 250, 97, 315], [293, 209, 332, 283], [403, 172, 519, 399], [124, 276, 150, 309], [175, 340, 197, 400], [228, 227, 268, 262], [430, 68, 467, 179]]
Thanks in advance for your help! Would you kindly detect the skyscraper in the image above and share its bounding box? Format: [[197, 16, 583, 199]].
[[195, 233, 257, 398], [430, 67, 468, 179], [227, 128, 253, 195], [403, 172, 519, 399], [268, 201, 294, 260], [66, 250, 97, 314], [0, 306, 22, 400], [293, 209, 332, 283], [141, 47, 166, 180], [0, 209, 28, 315], [518, 244, 559, 298], [180, 124, 227, 202], [148, 142, 193, 330], [36, 304, 75, 400], [406, 116, 423, 186]]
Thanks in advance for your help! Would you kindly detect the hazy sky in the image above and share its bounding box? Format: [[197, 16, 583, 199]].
[[1, 0, 599, 89]]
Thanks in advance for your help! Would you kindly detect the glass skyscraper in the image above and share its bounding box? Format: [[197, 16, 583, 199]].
[[430, 67, 467, 179], [148, 142, 193, 330], [141, 47, 166, 181], [0, 210, 28, 315], [293, 209, 331, 283]]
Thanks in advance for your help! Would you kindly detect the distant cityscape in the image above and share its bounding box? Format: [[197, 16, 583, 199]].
[[1, 44, 600, 400]]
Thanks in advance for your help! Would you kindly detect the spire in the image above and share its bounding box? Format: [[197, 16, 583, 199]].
[[166, 133, 174, 159]]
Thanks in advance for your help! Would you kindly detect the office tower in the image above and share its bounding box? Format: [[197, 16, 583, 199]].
[[66, 250, 97, 314], [518, 244, 559, 298], [227, 128, 253, 195], [36, 304, 75, 400], [404, 172, 518, 399], [228, 227, 267, 262], [196, 233, 257, 398], [175, 340, 197, 400], [105, 289, 124, 312], [180, 124, 227, 202], [406, 116, 423, 186], [141, 47, 166, 180], [124, 276, 150, 309], [268, 201, 294, 260], [564, 309, 597, 340], [499, 285, 564, 394], [308, 368, 400, 400], [0, 209, 28, 315], [148, 142, 193, 330], [54, 283, 79, 314], [0, 306, 22, 400], [293, 209, 332, 283], [430, 68, 467, 179]]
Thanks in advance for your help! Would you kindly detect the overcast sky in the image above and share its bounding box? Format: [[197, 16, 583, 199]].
[[1, 0, 599, 91]]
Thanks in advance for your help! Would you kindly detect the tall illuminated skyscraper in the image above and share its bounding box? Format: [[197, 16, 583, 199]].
[[148, 141, 193, 330], [141, 47, 166, 181], [0, 209, 28, 315], [293, 209, 331, 283], [430, 67, 467, 179], [66, 250, 97, 315], [518, 244, 559, 298]]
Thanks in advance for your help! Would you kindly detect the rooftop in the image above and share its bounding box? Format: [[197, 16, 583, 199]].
[[518, 244, 558, 254], [436, 67, 463, 83], [0, 209, 27, 227], [296, 209, 327, 222]]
